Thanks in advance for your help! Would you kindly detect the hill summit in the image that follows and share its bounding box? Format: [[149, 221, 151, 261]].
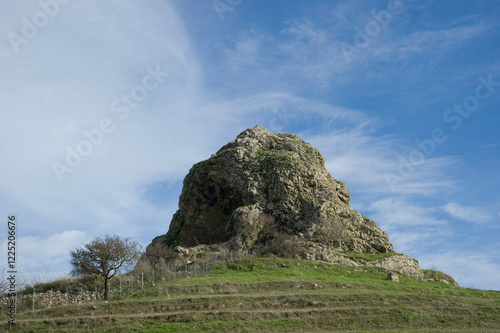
[[149, 126, 425, 279]]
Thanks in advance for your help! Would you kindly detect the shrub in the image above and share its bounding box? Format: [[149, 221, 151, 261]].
[[144, 242, 178, 266], [259, 247, 269, 256], [257, 213, 278, 242], [268, 232, 301, 258], [312, 216, 347, 246]]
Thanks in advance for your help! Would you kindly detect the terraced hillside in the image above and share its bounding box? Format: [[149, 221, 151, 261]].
[[2, 257, 499, 332]]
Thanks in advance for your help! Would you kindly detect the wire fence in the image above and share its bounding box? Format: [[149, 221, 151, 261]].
[[0, 248, 266, 313]]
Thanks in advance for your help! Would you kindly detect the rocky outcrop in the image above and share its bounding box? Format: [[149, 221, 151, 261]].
[[152, 126, 393, 254], [145, 126, 436, 279], [423, 269, 459, 286], [365, 254, 424, 280]]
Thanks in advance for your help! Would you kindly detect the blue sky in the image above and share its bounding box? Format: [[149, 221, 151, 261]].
[[1, 0, 499, 290]]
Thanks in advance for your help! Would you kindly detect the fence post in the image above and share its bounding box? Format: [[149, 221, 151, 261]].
[[130, 274, 133, 293], [81, 287, 83, 304], [119, 276, 122, 295], [141, 272, 144, 291], [66, 287, 69, 304], [33, 287, 35, 311], [152, 268, 154, 285], [50, 289, 53, 308], [95, 284, 98, 301], [162, 266, 164, 281]]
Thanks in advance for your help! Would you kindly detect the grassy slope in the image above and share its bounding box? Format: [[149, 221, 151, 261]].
[[2, 257, 499, 332]]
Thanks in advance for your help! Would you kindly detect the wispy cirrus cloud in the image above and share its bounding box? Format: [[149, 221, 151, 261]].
[[221, 9, 494, 95], [374, 21, 494, 60], [441, 202, 491, 224], [481, 143, 500, 149], [368, 198, 448, 227], [307, 126, 458, 196], [303, 122, 461, 259]]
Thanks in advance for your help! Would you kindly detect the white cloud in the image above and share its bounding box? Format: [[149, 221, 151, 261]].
[[482, 143, 500, 149], [375, 22, 492, 60], [386, 228, 449, 254], [368, 198, 447, 227], [307, 127, 458, 196], [360, 197, 453, 255], [441, 202, 491, 224], [225, 30, 269, 69], [0, 230, 88, 279], [0, 1, 213, 274]]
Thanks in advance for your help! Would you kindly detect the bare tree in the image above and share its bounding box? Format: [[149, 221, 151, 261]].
[[0, 266, 10, 294], [70, 235, 141, 301], [144, 242, 178, 267], [0, 266, 27, 295]]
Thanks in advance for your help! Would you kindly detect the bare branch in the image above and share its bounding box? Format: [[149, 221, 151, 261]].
[[69, 234, 141, 300]]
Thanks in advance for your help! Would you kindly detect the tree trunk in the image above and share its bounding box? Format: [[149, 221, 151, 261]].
[[104, 278, 110, 301]]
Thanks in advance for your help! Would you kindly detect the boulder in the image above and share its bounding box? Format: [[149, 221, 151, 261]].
[[367, 254, 424, 280], [387, 272, 399, 281]]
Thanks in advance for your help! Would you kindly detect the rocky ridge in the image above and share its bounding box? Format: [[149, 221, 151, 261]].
[[149, 126, 426, 279]]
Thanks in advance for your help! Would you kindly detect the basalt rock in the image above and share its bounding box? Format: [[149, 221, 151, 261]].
[[151, 126, 394, 254]]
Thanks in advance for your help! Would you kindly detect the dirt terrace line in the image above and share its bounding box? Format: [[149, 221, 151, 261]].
[[14, 304, 474, 324]]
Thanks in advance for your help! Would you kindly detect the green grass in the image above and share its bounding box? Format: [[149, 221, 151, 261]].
[[343, 252, 400, 262], [2, 257, 499, 332]]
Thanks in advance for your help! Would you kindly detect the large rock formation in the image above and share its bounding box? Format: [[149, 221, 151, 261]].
[[151, 126, 393, 254]]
